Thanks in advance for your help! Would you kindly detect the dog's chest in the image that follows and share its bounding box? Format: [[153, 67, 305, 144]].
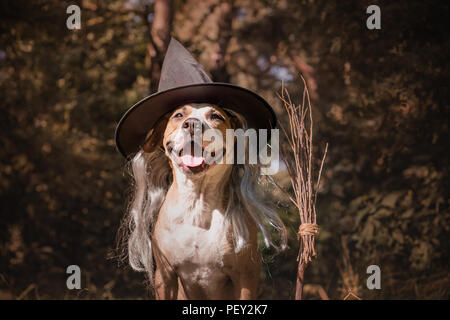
[[154, 203, 231, 271]]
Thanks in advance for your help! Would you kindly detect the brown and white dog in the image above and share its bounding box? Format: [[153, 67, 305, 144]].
[[119, 103, 286, 300]]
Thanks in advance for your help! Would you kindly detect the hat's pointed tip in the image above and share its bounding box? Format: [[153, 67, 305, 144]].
[[167, 37, 183, 52], [158, 37, 212, 91], [168, 36, 176, 46]]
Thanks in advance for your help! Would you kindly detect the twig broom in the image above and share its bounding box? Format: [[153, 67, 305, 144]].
[[277, 76, 328, 300]]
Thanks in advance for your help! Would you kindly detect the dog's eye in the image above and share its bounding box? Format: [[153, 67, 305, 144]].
[[173, 112, 183, 119], [210, 113, 225, 122]]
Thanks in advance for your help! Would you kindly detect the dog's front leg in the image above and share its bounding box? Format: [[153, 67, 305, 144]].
[[233, 271, 260, 300], [228, 248, 261, 300], [153, 245, 179, 300], [154, 266, 178, 300]]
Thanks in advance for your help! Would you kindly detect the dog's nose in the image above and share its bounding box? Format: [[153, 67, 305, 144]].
[[182, 118, 203, 136]]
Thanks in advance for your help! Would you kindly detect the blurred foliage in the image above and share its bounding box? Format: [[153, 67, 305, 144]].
[[0, 0, 448, 299]]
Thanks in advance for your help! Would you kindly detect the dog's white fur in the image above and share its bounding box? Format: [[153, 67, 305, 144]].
[[118, 104, 286, 299]]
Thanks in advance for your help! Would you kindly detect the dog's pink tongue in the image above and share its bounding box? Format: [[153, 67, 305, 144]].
[[181, 154, 204, 167]]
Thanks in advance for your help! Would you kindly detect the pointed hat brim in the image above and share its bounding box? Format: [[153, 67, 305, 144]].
[[115, 82, 277, 157]]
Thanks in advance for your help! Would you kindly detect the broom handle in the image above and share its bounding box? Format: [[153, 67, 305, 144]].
[[295, 258, 307, 299]]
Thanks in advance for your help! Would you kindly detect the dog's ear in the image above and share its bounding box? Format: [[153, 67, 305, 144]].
[[142, 114, 170, 153], [224, 108, 246, 130]]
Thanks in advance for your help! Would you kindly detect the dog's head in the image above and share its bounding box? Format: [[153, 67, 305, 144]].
[[143, 103, 241, 177]]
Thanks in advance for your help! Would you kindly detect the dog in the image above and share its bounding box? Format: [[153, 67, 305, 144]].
[[119, 103, 286, 299]]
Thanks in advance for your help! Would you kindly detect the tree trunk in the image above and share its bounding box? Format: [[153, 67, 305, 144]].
[[210, 0, 234, 82], [144, 0, 174, 93]]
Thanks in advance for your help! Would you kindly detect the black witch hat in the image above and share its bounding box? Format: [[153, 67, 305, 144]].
[[115, 38, 276, 158]]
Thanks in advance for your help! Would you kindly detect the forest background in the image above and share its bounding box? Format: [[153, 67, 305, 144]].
[[0, 0, 448, 299]]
